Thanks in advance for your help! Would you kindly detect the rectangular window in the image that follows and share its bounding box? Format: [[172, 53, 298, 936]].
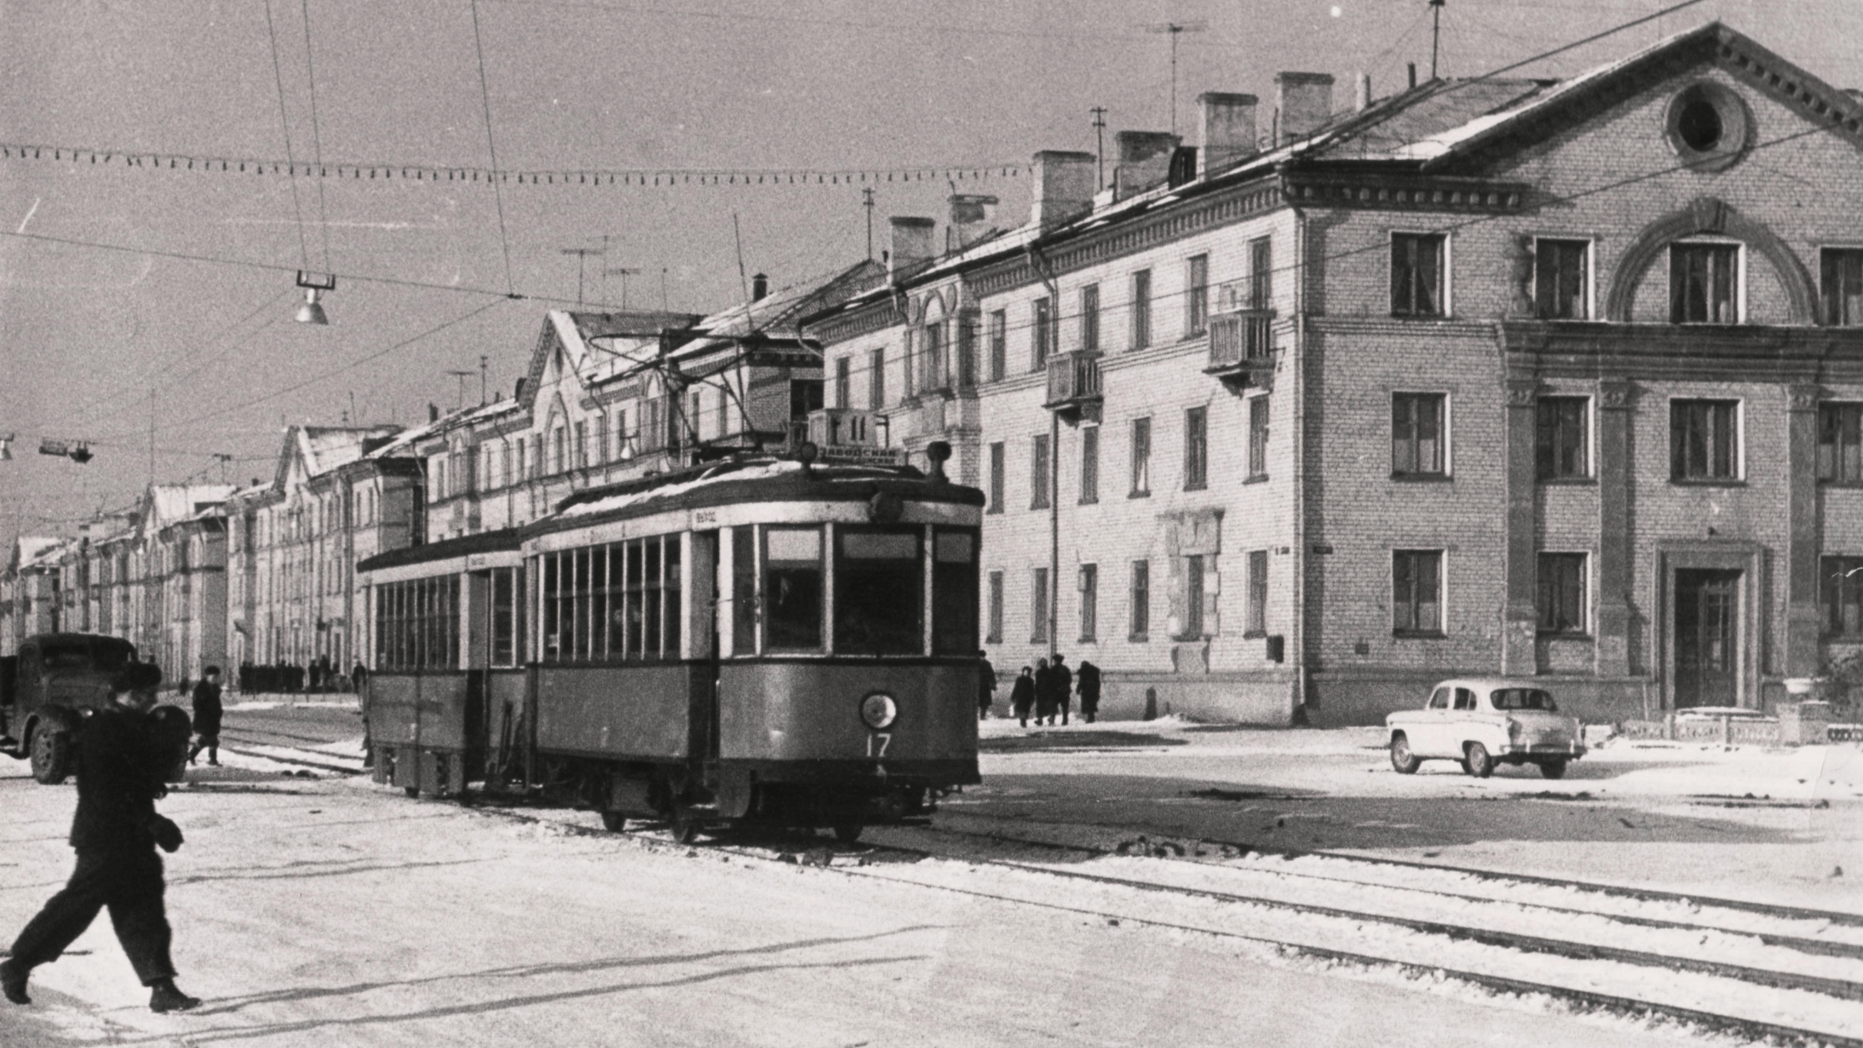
[[492, 567, 518, 665], [1080, 426, 1099, 504], [1536, 397, 1589, 479], [1537, 552, 1588, 634], [1080, 284, 1100, 355], [1130, 417, 1152, 496], [1822, 249, 1863, 326], [1249, 237, 1273, 310], [1819, 403, 1863, 483], [1670, 399, 1740, 480], [1391, 233, 1447, 317], [689, 392, 704, 443], [1033, 297, 1052, 369], [764, 526, 824, 651], [1078, 563, 1098, 642], [574, 421, 588, 468], [1535, 239, 1590, 319], [1671, 243, 1738, 323], [1184, 406, 1208, 490], [1246, 549, 1268, 636], [902, 332, 915, 399], [988, 310, 1007, 381], [614, 411, 629, 459], [835, 357, 851, 408], [1131, 269, 1152, 350], [731, 527, 756, 655], [869, 347, 886, 409], [1247, 396, 1270, 478], [1823, 556, 1863, 636], [1129, 560, 1150, 640], [1186, 254, 1209, 336], [1031, 567, 1050, 644], [1393, 550, 1443, 635], [836, 527, 924, 656], [1030, 434, 1051, 509], [375, 576, 460, 671], [987, 442, 1005, 512], [987, 570, 1004, 644], [1392, 393, 1447, 476], [922, 322, 945, 391], [593, 414, 609, 465], [1183, 554, 1205, 637]]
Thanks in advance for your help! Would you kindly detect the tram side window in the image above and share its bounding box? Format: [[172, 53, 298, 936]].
[[541, 535, 682, 663], [541, 555, 559, 661], [836, 527, 924, 655], [491, 567, 517, 666], [765, 526, 824, 650], [374, 576, 459, 671], [732, 527, 757, 655], [932, 529, 980, 655]]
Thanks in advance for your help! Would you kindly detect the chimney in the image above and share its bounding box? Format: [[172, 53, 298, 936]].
[[1408, 62, 1418, 89], [1196, 92, 1258, 178], [947, 193, 999, 251], [514, 377, 526, 401], [1275, 71, 1336, 146], [428, 403, 439, 423], [751, 272, 769, 301], [1111, 132, 1180, 200], [1029, 150, 1096, 229], [1356, 73, 1373, 112], [887, 217, 936, 281]]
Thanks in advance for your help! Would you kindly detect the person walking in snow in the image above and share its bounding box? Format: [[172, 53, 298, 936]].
[[187, 666, 223, 766], [1, 662, 202, 1014], [1010, 666, 1036, 727], [1050, 653, 1073, 726], [1075, 660, 1102, 723], [977, 650, 997, 720], [1033, 658, 1058, 725]]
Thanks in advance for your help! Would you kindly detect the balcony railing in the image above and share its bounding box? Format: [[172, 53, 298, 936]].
[[1205, 309, 1276, 388], [1044, 351, 1103, 420]]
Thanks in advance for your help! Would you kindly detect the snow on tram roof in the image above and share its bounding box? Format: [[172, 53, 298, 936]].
[[550, 458, 956, 523]]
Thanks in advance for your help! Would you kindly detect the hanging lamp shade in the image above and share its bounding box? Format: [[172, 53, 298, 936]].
[[295, 272, 337, 325]]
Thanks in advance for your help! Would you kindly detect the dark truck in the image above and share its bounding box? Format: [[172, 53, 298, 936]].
[[0, 632, 155, 784]]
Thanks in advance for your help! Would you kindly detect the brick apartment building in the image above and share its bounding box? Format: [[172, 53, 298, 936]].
[[805, 22, 1863, 725]]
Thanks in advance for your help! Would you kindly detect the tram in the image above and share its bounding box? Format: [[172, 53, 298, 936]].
[[357, 442, 984, 842]]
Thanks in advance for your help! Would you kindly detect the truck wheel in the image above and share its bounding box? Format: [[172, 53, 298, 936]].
[[1464, 742, 1494, 779], [601, 810, 627, 833], [1540, 760, 1568, 780], [30, 727, 71, 786], [1389, 733, 1421, 774], [832, 821, 864, 844]]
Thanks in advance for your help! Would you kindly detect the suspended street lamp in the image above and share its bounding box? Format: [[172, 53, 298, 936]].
[[295, 271, 337, 325]]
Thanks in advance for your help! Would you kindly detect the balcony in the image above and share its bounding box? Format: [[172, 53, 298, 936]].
[[796, 410, 905, 466], [1044, 351, 1103, 422], [1205, 309, 1276, 390]]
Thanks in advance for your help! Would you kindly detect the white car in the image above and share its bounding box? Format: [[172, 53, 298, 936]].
[[1386, 677, 1586, 779]]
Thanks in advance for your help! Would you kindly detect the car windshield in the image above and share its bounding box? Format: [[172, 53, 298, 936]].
[[1491, 688, 1557, 711], [39, 639, 135, 673]]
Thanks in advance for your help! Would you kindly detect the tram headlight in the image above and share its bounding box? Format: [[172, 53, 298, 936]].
[[860, 692, 899, 731]]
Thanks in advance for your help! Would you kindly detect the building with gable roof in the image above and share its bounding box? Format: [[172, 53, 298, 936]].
[[807, 21, 1863, 725], [1, 537, 70, 654]]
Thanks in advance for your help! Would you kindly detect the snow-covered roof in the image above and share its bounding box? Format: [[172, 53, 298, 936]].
[[145, 483, 236, 529], [14, 536, 68, 570], [298, 425, 400, 476]]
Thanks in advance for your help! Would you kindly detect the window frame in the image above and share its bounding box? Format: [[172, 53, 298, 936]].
[[1536, 395, 1592, 481], [834, 356, 851, 409], [1079, 425, 1099, 505], [868, 347, 887, 410], [1392, 549, 1445, 637], [1391, 391, 1450, 479], [1247, 395, 1270, 480], [1184, 405, 1208, 491], [1534, 237, 1592, 320], [986, 569, 1004, 644], [1390, 231, 1449, 318], [988, 309, 1007, 381], [1669, 397, 1743, 483], [1536, 551, 1590, 636], [1818, 402, 1863, 484], [1031, 434, 1051, 510], [1245, 549, 1268, 637], [1185, 254, 1210, 337], [1080, 283, 1100, 355], [1032, 297, 1052, 371], [1669, 239, 1744, 324], [1031, 566, 1050, 644], [1078, 562, 1098, 643], [1821, 555, 1863, 638], [1821, 247, 1863, 327], [987, 441, 1006, 513], [1129, 559, 1150, 641], [1130, 416, 1152, 497], [1131, 268, 1152, 350]]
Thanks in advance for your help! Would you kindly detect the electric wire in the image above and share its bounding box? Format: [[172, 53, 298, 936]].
[[301, 0, 334, 273], [262, 0, 313, 273], [469, 0, 516, 296]]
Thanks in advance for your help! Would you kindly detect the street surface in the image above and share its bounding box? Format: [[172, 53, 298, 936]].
[[0, 698, 1857, 1047]]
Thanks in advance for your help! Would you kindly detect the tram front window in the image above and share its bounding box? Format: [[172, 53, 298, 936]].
[[765, 527, 824, 650], [836, 528, 923, 655], [932, 529, 979, 655]]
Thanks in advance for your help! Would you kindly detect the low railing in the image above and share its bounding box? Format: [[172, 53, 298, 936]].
[[1207, 309, 1275, 371], [1044, 351, 1102, 409]]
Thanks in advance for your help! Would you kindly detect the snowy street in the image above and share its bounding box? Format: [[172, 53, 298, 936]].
[[1, 702, 1860, 1047]]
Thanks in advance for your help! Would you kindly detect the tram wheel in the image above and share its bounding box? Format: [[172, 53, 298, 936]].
[[601, 810, 627, 833], [831, 821, 864, 844], [669, 806, 702, 845], [404, 785, 421, 798]]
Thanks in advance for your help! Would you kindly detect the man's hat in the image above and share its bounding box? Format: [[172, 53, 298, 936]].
[[111, 662, 163, 694], [203, 665, 221, 676]]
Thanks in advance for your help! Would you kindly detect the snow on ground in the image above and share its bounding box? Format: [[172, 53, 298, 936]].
[[0, 760, 1770, 1048]]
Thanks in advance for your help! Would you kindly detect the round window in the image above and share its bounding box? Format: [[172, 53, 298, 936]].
[[1665, 82, 1750, 171]]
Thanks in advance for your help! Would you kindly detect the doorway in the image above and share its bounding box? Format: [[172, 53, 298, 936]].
[[1674, 568, 1740, 708]]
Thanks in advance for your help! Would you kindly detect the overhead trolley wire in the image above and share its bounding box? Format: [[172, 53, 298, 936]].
[[262, 0, 313, 274], [469, 0, 517, 296]]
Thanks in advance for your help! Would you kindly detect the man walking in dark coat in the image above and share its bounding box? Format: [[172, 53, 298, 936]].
[[187, 665, 223, 766], [1076, 660, 1103, 723], [1, 663, 200, 1013], [1050, 653, 1073, 726], [1010, 666, 1036, 727], [976, 650, 997, 720]]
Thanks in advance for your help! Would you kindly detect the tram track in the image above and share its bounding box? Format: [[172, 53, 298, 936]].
[[435, 794, 1863, 1047]]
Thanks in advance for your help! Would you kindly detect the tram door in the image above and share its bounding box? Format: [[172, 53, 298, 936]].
[[465, 570, 492, 775], [1674, 569, 1740, 708], [688, 531, 721, 763]]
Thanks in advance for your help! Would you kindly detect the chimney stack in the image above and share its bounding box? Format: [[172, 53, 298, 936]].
[[751, 272, 769, 301], [1196, 92, 1258, 178], [1355, 73, 1373, 112], [887, 216, 936, 282], [1275, 71, 1336, 146], [948, 193, 999, 251], [1029, 150, 1097, 229], [428, 403, 439, 423], [1112, 131, 1181, 200]]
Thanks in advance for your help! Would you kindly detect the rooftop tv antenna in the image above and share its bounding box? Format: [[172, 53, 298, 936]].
[[1090, 106, 1109, 189], [1143, 20, 1207, 137], [444, 369, 474, 411], [1430, 0, 1445, 81], [604, 266, 642, 309], [560, 246, 602, 305]]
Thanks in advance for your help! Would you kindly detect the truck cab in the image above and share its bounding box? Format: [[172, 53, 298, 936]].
[[0, 633, 140, 784]]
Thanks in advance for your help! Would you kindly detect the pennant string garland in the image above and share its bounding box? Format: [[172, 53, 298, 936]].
[[0, 140, 1029, 188]]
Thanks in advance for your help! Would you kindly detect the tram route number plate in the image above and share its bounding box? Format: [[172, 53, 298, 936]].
[[867, 733, 892, 758], [694, 510, 717, 525]]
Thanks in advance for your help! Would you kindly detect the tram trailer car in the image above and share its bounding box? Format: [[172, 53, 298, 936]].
[[358, 445, 984, 842]]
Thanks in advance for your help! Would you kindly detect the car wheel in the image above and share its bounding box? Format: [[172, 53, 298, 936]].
[[1464, 742, 1494, 779], [832, 821, 864, 844], [601, 810, 628, 833], [1540, 760, 1568, 780], [29, 726, 71, 786], [1389, 733, 1421, 774]]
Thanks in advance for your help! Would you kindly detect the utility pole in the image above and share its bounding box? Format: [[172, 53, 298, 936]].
[[660, 267, 670, 312], [479, 355, 489, 405], [1090, 106, 1109, 190], [560, 247, 602, 306], [1430, 0, 1445, 81], [862, 188, 876, 260]]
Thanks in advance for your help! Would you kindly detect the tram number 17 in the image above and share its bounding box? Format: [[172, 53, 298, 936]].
[[867, 733, 892, 758]]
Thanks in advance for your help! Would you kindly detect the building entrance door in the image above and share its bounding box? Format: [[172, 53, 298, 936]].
[[1674, 569, 1740, 708]]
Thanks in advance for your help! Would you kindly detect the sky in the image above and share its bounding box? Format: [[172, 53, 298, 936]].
[[0, 0, 1852, 548]]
